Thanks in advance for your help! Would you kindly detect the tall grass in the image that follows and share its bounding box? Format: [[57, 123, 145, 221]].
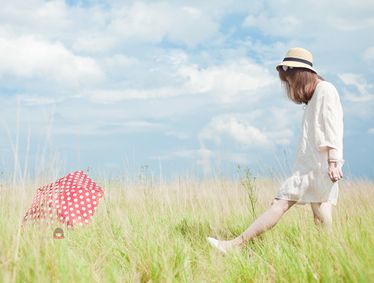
[[0, 175, 373, 282]]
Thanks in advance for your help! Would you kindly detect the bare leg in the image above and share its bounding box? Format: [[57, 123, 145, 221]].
[[311, 202, 332, 229], [209, 199, 296, 252]]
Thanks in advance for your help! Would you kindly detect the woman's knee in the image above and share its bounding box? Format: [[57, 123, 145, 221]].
[[311, 202, 332, 227]]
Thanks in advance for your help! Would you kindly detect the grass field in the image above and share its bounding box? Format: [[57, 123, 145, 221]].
[[1, 173, 373, 282]]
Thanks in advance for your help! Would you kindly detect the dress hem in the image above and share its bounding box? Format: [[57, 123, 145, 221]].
[[274, 196, 337, 206]]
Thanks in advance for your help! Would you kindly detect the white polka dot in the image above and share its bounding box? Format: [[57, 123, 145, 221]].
[[69, 207, 73, 211], [83, 213, 87, 217], [63, 206, 67, 209], [74, 199, 78, 203], [88, 210, 92, 214], [75, 204, 79, 208], [64, 211, 68, 215]]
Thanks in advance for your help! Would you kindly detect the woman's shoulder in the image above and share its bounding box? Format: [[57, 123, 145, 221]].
[[317, 81, 338, 92], [315, 81, 340, 101]]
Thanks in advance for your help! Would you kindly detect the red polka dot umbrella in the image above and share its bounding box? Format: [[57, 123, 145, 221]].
[[24, 170, 104, 227]]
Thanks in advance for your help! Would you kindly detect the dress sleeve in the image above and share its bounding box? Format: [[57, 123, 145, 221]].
[[317, 84, 344, 158]]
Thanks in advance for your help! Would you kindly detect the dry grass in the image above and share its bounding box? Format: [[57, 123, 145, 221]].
[[0, 175, 373, 282]]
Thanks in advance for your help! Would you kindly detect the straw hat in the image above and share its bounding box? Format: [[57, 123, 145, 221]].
[[276, 47, 317, 73]]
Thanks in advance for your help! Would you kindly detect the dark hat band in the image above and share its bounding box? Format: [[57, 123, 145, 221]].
[[283, 57, 313, 67]]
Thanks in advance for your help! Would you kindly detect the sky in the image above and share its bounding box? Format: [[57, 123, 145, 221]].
[[0, 0, 373, 181]]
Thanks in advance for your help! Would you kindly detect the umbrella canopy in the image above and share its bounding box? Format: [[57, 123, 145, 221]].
[[24, 170, 104, 227]]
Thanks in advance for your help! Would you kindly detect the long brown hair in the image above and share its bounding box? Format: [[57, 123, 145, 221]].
[[277, 67, 323, 104]]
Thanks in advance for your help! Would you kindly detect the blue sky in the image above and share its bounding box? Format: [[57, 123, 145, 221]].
[[0, 0, 373, 180]]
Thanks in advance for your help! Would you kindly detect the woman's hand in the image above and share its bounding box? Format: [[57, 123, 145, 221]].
[[327, 147, 344, 182], [328, 162, 343, 182]]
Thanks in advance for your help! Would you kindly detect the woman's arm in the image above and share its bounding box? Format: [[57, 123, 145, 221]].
[[327, 147, 343, 182], [317, 83, 344, 183]]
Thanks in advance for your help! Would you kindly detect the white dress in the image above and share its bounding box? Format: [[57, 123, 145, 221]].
[[276, 81, 344, 205]]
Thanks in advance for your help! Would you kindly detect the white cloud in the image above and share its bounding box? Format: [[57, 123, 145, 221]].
[[121, 120, 164, 130], [197, 146, 213, 176], [178, 59, 276, 102], [267, 129, 293, 145], [242, 0, 374, 35], [18, 95, 64, 106], [54, 119, 164, 136], [243, 13, 301, 37], [34, 1, 70, 25], [329, 16, 374, 31], [368, 128, 374, 135], [0, 1, 216, 53], [72, 34, 118, 54], [0, 0, 71, 34], [199, 116, 270, 148], [165, 131, 190, 140], [0, 34, 103, 86], [339, 73, 374, 102], [197, 109, 296, 174], [199, 109, 295, 147], [108, 2, 219, 47], [82, 87, 181, 103], [363, 46, 374, 61], [1, 0, 373, 179], [166, 5, 219, 46], [101, 54, 138, 69], [82, 58, 275, 103]]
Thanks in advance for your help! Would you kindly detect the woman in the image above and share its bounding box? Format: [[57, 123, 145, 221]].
[[207, 47, 344, 254]]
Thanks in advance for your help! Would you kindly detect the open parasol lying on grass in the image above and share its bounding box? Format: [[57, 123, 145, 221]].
[[24, 170, 104, 227]]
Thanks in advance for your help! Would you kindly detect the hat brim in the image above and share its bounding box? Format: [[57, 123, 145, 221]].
[[276, 61, 317, 73]]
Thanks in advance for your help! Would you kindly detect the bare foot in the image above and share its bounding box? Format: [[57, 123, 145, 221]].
[[207, 237, 237, 254]]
